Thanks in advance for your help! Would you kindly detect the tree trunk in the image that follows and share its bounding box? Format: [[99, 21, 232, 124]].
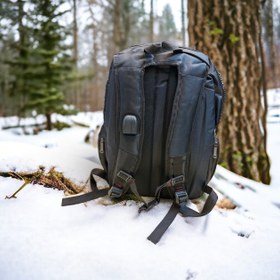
[[46, 113, 52, 130], [188, 0, 271, 184], [181, 0, 186, 46], [149, 0, 154, 42], [113, 0, 122, 54], [73, 0, 78, 68], [17, 0, 27, 116]]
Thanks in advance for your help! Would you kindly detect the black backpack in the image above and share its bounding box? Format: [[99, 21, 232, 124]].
[[62, 41, 225, 244]]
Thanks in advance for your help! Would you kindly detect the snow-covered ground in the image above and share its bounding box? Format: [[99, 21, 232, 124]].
[[0, 109, 280, 280]]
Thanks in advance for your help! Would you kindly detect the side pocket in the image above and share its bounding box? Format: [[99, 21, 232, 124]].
[[98, 125, 108, 172]]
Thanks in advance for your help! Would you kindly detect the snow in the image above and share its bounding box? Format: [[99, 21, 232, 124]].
[[1, 110, 280, 280], [267, 88, 280, 123]]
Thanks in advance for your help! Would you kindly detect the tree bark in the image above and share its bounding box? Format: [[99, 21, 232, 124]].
[[188, 0, 271, 184], [46, 113, 52, 131]]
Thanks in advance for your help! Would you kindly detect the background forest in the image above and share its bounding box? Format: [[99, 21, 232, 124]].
[[1, 0, 278, 114], [0, 0, 280, 182]]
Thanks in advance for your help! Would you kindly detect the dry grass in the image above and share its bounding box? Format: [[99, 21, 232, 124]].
[[0, 166, 84, 199]]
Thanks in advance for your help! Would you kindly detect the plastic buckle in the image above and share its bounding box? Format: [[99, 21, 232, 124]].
[[138, 200, 158, 213], [170, 175, 185, 186], [108, 186, 123, 198], [117, 170, 133, 183], [175, 190, 188, 205]]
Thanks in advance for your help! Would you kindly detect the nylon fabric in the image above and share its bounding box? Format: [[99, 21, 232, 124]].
[[61, 169, 109, 206], [147, 185, 218, 244]]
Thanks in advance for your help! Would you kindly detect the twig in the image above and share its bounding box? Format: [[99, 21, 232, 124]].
[[5, 169, 44, 199], [5, 179, 31, 199]]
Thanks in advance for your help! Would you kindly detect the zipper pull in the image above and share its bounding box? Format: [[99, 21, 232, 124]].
[[213, 131, 219, 159], [99, 138, 105, 154]]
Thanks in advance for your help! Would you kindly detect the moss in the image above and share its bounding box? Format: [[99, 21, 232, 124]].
[[229, 33, 240, 43], [219, 161, 229, 169], [232, 151, 244, 169], [210, 28, 224, 36]]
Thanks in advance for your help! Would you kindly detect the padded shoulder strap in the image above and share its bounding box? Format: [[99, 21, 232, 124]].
[[112, 65, 144, 178], [166, 57, 208, 177]]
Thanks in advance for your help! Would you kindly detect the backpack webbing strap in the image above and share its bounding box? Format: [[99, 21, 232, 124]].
[[179, 185, 217, 217], [139, 175, 184, 212], [61, 169, 108, 206], [147, 185, 218, 244], [147, 202, 179, 243]]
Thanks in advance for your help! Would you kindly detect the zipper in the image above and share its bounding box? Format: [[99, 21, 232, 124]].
[[215, 70, 226, 125]]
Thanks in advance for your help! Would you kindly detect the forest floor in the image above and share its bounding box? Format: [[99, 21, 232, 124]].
[[0, 107, 280, 280]]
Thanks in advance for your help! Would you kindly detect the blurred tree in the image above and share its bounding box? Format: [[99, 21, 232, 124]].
[[275, 6, 280, 43], [0, 0, 31, 116], [149, 0, 154, 42], [273, 5, 280, 88], [261, 0, 277, 88], [80, 0, 149, 111], [0, 36, 15, 116], [72, 0, 78, 68], [181, 0, 186, 46], [188, 0, 271, 184], [158, 4, 177, 41], [113, 1, 148, 52]]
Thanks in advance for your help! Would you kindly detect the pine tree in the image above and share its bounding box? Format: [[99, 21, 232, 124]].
[[0, 0, 32, 116], [25, 0, 72, 130]]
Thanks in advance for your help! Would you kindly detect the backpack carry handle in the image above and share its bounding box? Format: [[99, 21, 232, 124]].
[[144, 41, 175, 55]]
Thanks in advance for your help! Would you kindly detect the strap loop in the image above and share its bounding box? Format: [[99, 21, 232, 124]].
[[108, 170, 133, 198], [170, 175, 185, 186], [108, 185, 123, 198], [116, 170, 134, 183], [175, 190, 188, 205], [138, 199, 159, 213]]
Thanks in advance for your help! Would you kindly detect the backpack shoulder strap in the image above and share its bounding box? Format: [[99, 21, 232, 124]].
[[108, 48, 148, 202]]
